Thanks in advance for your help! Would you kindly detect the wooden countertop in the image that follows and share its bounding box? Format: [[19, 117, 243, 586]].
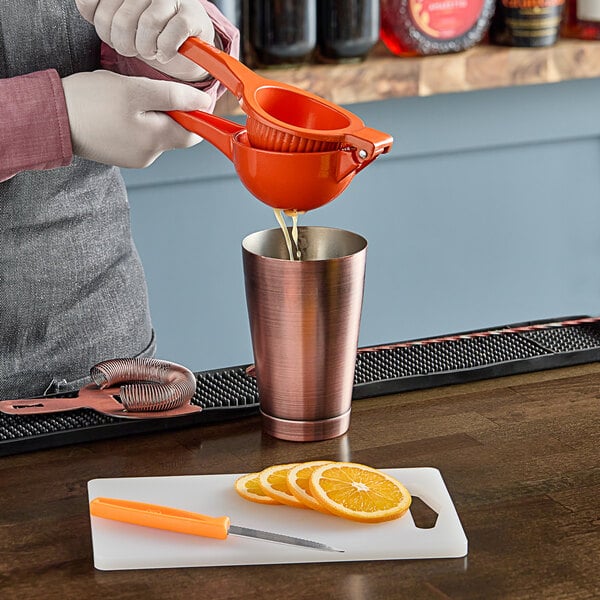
[[216, 39, 600, 114], [1, 364, 599, 599]]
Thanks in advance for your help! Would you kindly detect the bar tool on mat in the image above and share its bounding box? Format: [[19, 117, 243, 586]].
[[0, 358, 199, 419]]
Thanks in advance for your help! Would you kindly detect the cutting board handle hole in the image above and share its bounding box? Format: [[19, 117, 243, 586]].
[[410, 496, 439, 529]]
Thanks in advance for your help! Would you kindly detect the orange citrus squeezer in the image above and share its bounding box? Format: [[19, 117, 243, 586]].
[[167, 37, 393, 212]]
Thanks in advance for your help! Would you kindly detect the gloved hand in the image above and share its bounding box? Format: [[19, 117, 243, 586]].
[[75, 0, 216, 81], [62, 70, 210, 168]]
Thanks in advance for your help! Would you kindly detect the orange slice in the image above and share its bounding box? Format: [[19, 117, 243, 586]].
[[258, 463, 306, 508], [286, 460, 333, 512], [309, 462, 412, 523], [234, 472, 280, 505]]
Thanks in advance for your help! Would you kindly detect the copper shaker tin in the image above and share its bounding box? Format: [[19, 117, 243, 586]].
[[242, 227, 367, 441]]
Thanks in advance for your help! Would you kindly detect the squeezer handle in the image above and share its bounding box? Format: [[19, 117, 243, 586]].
[[167, 110, 244, 159], [178, 37, 260, 100]]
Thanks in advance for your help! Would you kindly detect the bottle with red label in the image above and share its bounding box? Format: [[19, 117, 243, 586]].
[[561, 0, 600, 39], [380, 0, 496, 56]]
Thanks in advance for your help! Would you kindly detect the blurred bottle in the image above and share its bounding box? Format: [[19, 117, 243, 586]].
[[317, 0, 380, 63], [380, 0, 495, 56], [247, 0, 317, 67], [561, 0, 600, 39], [490, 0, 565, 47]]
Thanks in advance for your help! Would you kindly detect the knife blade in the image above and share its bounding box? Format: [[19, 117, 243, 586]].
[[89, 497, 344, 553]]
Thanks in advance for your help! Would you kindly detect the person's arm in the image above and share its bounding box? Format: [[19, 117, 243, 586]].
[[98, 0, 239, 113], [0, 1, 239, 183], [0, 70, 72, 183]]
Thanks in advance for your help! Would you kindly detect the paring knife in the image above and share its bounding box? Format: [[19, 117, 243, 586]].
[[89, 497, 344, 553]]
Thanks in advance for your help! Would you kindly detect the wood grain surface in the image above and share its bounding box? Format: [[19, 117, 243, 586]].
[[215, 40, 600, 115], [1, 364, 599, 599]]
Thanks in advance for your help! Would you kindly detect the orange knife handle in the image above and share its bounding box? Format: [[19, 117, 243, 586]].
[[178, 36, 254, 99], [89, 497, 230, 540]]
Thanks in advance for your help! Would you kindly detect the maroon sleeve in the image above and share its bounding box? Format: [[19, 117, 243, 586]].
[[99, 0, 240, 113], [0, 69, 72, 183], [0, 1, 238, 182]]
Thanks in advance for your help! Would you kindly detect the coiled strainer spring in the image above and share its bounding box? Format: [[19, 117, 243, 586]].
[[0, 358, 200, 419]]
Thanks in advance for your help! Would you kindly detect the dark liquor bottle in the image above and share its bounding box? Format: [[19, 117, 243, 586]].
[[561, 0, 600, 39], [248, 0, 317, 67], [380, 0, 495, 56], [490, 0, 565, 47], [317, 0, 380, 63]]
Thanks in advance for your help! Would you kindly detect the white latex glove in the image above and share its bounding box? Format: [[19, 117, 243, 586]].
[[62, 70, 210, 168], [75, 0, 216, 81]]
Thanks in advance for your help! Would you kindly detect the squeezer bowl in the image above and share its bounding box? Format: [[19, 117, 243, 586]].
[[245, 87, 349, 152], [230, 131, 360, 211], [246, 117, 342, 152]]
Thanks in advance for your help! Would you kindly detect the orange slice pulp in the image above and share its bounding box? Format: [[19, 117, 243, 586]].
[[308, 462, 412, 523], [234, 472, 280, 505], [286, 460, 333, 513], [258, 463, 306, 508]]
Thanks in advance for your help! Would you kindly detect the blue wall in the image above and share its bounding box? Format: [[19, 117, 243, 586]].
[[125, 78, 600, 371]]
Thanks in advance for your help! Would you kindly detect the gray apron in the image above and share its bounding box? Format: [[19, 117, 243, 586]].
[[0, 1, 154, 399]]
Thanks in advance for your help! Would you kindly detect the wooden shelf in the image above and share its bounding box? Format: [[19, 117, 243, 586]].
[[216, 39, 600, 114]]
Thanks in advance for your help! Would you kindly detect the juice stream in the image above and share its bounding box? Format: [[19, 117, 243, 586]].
[[274, 209, 302, 260]]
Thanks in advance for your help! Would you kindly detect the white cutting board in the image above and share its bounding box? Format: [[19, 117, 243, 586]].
[[87, 467, 467, 570]]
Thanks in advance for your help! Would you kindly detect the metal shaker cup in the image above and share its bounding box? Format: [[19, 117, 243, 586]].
[[242, 226, 367, 441]]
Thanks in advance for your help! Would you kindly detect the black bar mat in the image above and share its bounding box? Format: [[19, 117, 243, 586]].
[[2, 315, 599, 456]]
